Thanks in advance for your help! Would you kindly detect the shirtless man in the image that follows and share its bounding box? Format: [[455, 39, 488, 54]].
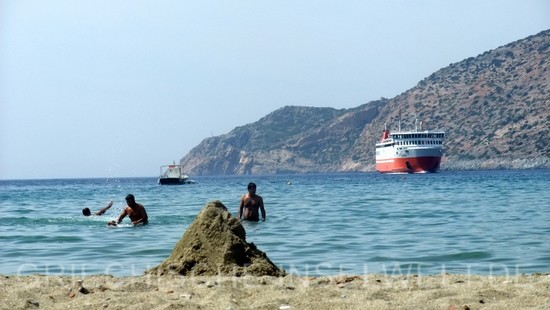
[[107, 194, 148, 226], [238, 182, 266, 222], [82, 201, 113, 216]]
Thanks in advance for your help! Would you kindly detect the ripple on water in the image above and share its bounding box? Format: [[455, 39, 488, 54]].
[[1, 171, 549, 276], [370, 251, 492, 263]]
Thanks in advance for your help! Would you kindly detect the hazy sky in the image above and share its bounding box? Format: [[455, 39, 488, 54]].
[[1, 0, 549, 180]]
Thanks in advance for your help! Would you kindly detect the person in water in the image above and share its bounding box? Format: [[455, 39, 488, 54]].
[[238, 182, 266, 222], [82, 201, 113, 216], [107, 194, 148, 226]]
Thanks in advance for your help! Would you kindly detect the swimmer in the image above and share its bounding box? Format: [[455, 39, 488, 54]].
[[107, 194, 148, 226], [82, 201, 113, 216]]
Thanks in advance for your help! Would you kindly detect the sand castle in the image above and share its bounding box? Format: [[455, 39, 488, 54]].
[[146, 200, 285, 277]]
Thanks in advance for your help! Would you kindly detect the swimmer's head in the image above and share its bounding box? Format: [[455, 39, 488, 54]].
[[82, 208, 91, 216], [125, 194, 135, 204]]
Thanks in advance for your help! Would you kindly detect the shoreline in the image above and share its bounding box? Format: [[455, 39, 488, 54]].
[[2, 273, 549, 309]]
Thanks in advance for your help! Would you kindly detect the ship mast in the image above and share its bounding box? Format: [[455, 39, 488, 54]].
[[398, 110, 401, 132]]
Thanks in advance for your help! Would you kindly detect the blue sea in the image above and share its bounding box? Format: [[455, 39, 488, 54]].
[[1, 170, 549, 277]]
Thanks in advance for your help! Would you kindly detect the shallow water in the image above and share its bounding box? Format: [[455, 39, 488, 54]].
[[1, 170, 549, 276]]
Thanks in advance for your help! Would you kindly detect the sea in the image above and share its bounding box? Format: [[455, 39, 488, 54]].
[[1, 170, 549, 277]]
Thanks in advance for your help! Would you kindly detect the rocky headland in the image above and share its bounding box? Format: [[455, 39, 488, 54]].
[[179, 29, 549, 175]]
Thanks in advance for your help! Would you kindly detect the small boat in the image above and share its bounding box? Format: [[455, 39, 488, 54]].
[[158, 164, 195, 185], [375, 118, 445, 173]]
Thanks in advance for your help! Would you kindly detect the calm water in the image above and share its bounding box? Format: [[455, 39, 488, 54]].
[[1, 170, 549, 277]]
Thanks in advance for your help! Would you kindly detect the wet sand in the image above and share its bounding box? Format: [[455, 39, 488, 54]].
[[2, 273, 549, 309]]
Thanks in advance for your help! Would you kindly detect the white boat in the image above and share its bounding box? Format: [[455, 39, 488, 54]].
[[158, 164, 195, 185], [375, 118, 445, 173]]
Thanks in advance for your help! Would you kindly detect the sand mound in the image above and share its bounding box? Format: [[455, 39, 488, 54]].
[[146, 200, 284, 277]]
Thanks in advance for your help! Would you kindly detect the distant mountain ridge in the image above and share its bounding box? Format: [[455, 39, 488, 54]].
[[180, 29, 550, 175]]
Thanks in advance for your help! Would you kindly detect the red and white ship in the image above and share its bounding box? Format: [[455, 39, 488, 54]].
[[375, 120, 444, 173]]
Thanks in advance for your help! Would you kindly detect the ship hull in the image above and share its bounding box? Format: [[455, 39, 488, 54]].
[[158, 177, 185, 185], [376, 156, 441, 173], [376, 145, 443, 173]]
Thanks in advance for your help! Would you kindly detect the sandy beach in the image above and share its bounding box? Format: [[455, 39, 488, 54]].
[[2, 273, 549, 309], [4, 202, 549, 309]]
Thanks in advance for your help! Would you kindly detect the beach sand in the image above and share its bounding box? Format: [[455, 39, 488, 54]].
[[6, 202, 548, 309], [2, 273, 549, 309]]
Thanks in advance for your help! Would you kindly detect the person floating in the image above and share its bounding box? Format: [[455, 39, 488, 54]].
[[107, 194, 148, 226], [82, 201, 113, 216], [238, 182, 266, 222]]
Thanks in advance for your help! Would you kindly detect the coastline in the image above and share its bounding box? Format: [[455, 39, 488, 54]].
[[2, 273, 549, 309]]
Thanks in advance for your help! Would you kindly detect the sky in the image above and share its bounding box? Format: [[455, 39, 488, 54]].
[[1, 0, 549, 180]]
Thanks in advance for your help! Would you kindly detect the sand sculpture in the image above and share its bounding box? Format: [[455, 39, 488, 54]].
[[147, 200, 284, 277]]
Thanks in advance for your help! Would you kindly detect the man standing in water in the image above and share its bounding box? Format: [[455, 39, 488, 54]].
[[239, 182, 266, 222], [108, 194, 148, 226]]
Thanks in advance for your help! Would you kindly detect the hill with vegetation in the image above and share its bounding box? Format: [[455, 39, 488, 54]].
[[180, 29, 549, 175]]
